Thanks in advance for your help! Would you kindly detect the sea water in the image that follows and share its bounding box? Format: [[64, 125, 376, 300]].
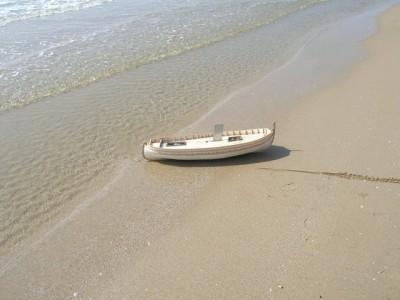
[[0, 0, 396, 262]]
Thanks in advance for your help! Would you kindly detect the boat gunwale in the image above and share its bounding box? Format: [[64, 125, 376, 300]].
[[146, 127, 270, 145], [149, 132, 270, 150]]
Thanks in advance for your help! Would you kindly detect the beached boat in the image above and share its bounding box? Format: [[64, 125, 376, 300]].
[[142, 121, 276, 161]]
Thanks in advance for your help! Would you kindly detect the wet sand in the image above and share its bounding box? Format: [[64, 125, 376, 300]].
[[1, 4, 400, 300]]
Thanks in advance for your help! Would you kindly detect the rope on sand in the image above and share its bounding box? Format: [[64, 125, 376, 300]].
[[259, 168, 400, 184]]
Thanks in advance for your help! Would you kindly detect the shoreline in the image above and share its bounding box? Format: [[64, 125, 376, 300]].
[[179, 1, 389, 136], [0, 1, 394, 265], [102, 3, 400, 298], [120, 4, 400, 298], [1, 3, 400, 299], [136, 4, 400, 298]]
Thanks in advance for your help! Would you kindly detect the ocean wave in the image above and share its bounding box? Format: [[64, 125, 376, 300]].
[[0, 0, 114, 27], [0, 0, 327, 114]]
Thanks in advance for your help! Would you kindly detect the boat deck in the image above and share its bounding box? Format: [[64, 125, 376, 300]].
[[151, 131, 268, 150]]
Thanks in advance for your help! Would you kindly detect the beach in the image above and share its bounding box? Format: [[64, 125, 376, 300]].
[[1, 2, 400, 299], [109, 5, 400, 299], [117, 5, 400, 299]]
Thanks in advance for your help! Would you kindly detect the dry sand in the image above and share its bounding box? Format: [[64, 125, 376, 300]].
[[1, 4, 400, 300]]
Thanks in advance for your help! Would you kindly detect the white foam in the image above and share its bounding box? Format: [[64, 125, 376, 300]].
[[0, 0, 114, 27]]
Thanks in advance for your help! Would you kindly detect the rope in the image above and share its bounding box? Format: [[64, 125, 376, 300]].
[[259, 168, 400, 184]]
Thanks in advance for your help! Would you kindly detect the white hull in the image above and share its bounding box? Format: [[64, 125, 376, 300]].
[[142, 122, 276, 161]]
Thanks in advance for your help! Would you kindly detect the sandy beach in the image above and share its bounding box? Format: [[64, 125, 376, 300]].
[[1, 3, 400, 300], [112, 5, 400, 299]]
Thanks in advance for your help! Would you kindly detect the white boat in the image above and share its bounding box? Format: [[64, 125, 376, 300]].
[[142, 121, 276, 161]]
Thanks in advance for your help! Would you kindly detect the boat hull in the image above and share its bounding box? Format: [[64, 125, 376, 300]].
[[143, 122, 275, 161]]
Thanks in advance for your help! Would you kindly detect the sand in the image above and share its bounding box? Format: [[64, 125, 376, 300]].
[[1, 4, 400, 300], [103, 5, 400, 298]]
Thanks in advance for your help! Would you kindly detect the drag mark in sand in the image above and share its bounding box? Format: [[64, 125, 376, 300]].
[[259, 168, 400, 184]]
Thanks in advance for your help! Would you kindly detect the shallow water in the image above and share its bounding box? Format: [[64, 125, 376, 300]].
[[0, 0, 397, 262]]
